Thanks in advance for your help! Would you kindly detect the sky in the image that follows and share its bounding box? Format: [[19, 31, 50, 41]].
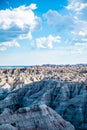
[[0, 0, 87, 65]]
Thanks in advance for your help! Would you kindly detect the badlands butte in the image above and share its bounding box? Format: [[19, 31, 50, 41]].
[[0, 65, 87, 130]]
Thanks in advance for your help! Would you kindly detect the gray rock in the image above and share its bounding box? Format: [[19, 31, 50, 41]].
[[0, 79, 87, 129], [0, 104, 75, 130], [0, 124, 18, 130]]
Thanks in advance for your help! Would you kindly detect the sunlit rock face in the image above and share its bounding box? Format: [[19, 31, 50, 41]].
[[0, 66, 87, 91], [0, 79, 87, 130]]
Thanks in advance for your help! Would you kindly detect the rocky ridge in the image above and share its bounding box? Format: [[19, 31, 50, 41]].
[[0, 66, 87, 130], [0, 78, 87, 129], [0, 103, 75, 130], [0, 66, 87, 90]]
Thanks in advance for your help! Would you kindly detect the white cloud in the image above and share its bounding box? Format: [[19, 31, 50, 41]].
[[79, 31, 86, 36], [71, 18, 87, 39], [43, 10, 74, 30], [0, 4, 41, 51], [66, 0, 87, 13], [0, 4, 39, 30], [43, 9, 76, 45], [29, 3, 37, 10], [66, 0, 87, 22], [0, 40, 20, 51], [75, 42, 87, 47], [73, 42, 87, 54], [34, 35, 61, 49], [0, 4, 41, 50], [43, 10, 61, 25], [72, 29, 87, 37], [0, 47, 7, 51], [43, 6, 87, 52], [66, 0, 87, 48], [18, 32, 32, 40]]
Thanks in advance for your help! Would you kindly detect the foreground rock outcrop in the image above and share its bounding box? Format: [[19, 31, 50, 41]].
[[0, 124, 18, 130], [0, 104, 74, 130], [0, 79, 87, 129]]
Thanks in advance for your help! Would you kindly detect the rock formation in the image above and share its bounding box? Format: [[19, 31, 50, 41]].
[[0, 104, 74, 130], [0, 66, 87, 130], [0, 124, 18, 130], [0, 78, 87, 129], [0, 65, 87, 90]]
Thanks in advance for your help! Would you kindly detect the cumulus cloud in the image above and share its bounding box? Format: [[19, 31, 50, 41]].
[[66, 0, 87, 13], [72, 18, 87, 35], [66, 0, 87, 21], [43, 0, 87, 49], [67, 0, 87, 41], [0, 4, 39, 30], [33, 35, 61, 49], [0, 4, 41, 51], [70, 16, 87, 48], [43, 10, 74, 31]]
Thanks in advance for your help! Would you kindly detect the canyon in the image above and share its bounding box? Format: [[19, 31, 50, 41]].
[[0, 65, 87, 130]]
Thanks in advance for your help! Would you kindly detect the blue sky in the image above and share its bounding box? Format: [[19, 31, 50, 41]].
[[0, 0, 87, 65]]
